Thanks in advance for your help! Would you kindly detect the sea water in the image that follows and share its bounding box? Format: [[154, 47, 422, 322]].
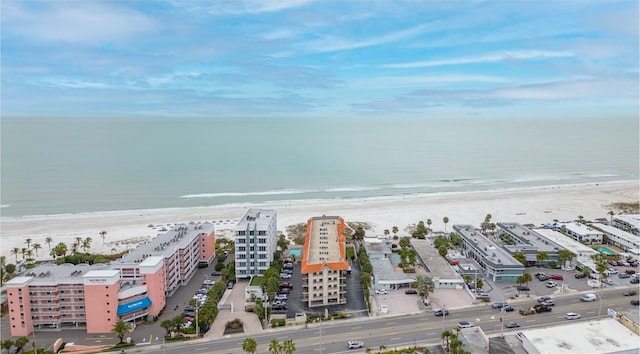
[[1, 116, 638, 217]]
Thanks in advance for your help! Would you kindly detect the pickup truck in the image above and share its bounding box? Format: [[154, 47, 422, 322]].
[[519, 304, 552, 316]]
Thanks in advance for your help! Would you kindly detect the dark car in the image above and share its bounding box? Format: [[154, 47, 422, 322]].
[[505, 321, 520, 328], [227, 281, 234, 289], [574, 272, 587, 279], [280, 282, 293, 288], [211, 271, 221, 276], [549, 274, 564, 280], [631, 299, 640, 306], [623, 290, 637, 296], [405, 289, 418, 294], [625, 269, 636, 275], [434, 309, 450, 316], [517, 285, 530, 291], [503, 305, 514, 312]]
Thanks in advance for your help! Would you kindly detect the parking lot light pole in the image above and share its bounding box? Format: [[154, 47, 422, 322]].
[[441, 304, 446, 332]]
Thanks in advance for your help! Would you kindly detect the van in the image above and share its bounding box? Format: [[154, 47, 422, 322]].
[[580, 293, 596, 302]]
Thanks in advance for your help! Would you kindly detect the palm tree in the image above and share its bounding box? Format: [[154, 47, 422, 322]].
[[578, 215, 584, 223], [441, 330, 453, 353], [378, 344, 387, 352], [82, 237, 92, 253], [242, 338, 258, 354], [112, 320, 132, 343], [32, 243, 42, 257], [268, 339, 281, 354], [536, 251, 548, 267], [10, 248, 20, 263], [591, 253, 608, 318], [281, 339, 295, 354], [160, 319, 173, 337], [100, 230, 107, 244], [384, 229, 390, 238], [414, 274, 435, 298], [443, 216, 450, 234], [365, 348, 373, 354], [25, 238, 32, 251], [45, 236, 53, 252], [427, 219, 432, 234], [392, 226, 398, 237], [522, 272, 533, 286], [607, 211, 615, 225], [20, 248, 27, 261]]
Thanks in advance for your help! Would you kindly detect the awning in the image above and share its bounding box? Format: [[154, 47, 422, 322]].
[[117, 297, 151, 316]]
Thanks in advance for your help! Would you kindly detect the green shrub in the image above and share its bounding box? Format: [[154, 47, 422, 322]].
[[270, 319, 285, 327]]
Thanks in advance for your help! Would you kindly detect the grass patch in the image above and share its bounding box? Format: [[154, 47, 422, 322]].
[[249, 275, 264, 286], [345, 245, 355, 260]]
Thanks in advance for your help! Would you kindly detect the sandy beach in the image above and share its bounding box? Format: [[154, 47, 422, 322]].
[[1, 181, 638, 263]]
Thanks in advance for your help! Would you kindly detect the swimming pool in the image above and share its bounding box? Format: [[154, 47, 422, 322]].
[[596, 246, 617, 255]]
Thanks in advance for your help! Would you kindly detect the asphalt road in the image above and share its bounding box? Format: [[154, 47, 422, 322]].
[[122, 287, 639, 354]]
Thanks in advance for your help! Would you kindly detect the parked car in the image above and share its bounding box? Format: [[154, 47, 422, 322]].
[[625, 269, 636, 275], [347, 341, 364, 349], [574, 272, 587, 279], [275, 294, 288, 300], [476, 293, 490, 301], [227, 281, 234, 289], [546, 281, 557, 288], [517, 285, 530, 291], [619, 260, 630, 267], [609, 260, 618, 266], [272, 304, 287, 311], [211, 271, 221, 276], [278, 288, 291, 294], [623, 289, 637, 296], [505, 321, 520, 328], [565, 312, 581, 320], [280, 273, 292, 279], [631, 299, 640, 306], [405, 289, 417, 294], [619, 273, 631, 278], [631, 277, 640, 284], [283, 263, 294, 269], [375, 289, 388, 295], [549, 274, 564, 280], [280, 282, 293, 288], [537, 274, 549, 281], [602, 278, 614, 285], [605, 269, 619, 275], [458, 321, 474, 329], [283, 269, 293, 274], [434, 309, 449, 316]]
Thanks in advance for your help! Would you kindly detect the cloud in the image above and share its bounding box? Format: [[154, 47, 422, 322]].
[[4, 2, 156, 45], [170, 0, 314, 15], [349, 74, 509, 89], [384, 50, 575, 68]]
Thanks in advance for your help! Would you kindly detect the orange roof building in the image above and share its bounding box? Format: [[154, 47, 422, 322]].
[[301, 215, 349, 307]]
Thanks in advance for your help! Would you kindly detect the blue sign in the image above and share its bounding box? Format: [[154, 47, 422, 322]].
[[117, 297, 152, 315]]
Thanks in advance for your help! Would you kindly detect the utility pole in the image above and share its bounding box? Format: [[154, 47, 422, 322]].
[[318, 317, 323, 354], [441, 304, 446, 332], [500, 303, 505, 337]]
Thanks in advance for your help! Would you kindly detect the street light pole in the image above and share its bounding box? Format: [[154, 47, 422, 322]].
[[500, 303, 505, 337], [441, 304, 446, 332], [318, 318, 323, 354], [195, 304, 199, 337]]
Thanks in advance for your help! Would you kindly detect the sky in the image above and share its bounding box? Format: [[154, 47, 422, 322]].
[[1, 0, 638, 119]]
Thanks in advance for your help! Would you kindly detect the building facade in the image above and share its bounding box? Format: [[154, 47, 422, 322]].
[[560, 222, 603, 244], [301, 216, 349, 307], [592, 223, 640, 253], [6, 223, 214, 336], [234, 209, 278, 279], [497, 222, 561, 266]]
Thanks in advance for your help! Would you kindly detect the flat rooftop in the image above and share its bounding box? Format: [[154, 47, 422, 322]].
[[498, 222, 562, 253], [236, 208, 276, 230], [118, 222, 214, 263], [301, 215, 349, 273], [410, 239, 462, 280], [593, 223, 639, 242], [614, 214, 640, 229], [14, 263, 112, 285], [454, 225, 522, 266], [562, 222, 602, 236], [522, 318, 639, 354], [534, 228, 598, 258]]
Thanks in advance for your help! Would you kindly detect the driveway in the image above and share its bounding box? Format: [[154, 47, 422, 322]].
[[205, 280, 263, 338]]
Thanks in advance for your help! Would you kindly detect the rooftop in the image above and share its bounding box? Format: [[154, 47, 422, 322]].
[[522, 318, 639, 354], [533, 228, 598, 270], [498, 222, 562, 253], [370, 258, 415, 284], [562, 222, 603, 235], [613, 214, 640, 229], [453, 225, 523, 267], [410, 239, 462, 280], [236, 208, 276, 230], [10, 263, 112, 285], [117, 222, 214, 264], [592, 223, 639, 242], [301, 215, 349, 273]]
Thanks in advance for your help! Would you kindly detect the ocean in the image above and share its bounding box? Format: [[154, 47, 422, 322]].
[[1, 116, 638, 217]]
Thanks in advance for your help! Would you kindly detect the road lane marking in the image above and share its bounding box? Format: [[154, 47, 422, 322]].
[[391, 337, 402, 340], [525, 320, 536, 322], [351, 326, 361, 329]]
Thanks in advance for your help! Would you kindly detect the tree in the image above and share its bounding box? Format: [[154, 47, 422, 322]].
[[20, 248, 27, 261], [269, 339, 281, 354], [607, 210, 615, 225], [0, 256, 5, 286], [414, 274, 435, 298], [441, 330, 453, 353], [443, 217, 450, 233], [379, 344, 387, 352], [242, 338, 258, 354], [392, 226, 398, 237], [282, 339, 295, 354], [32, 243, 42, 257], [522, 272, 532, 286], [82, 237, 92, 253], [475, 278, 483, 290], [536, 251, 548, 267], [52, 242, 68, 258], [513, 252, 527, 266], [10, 248, 19, 263], [45, 236, 53, 252], [360, 272, 371, 288], [557, 250, 575, 268], [578, 215, 585, 223], [384, 229, 389, 238], [25, 238, 32, 251], [438, 245, 448, 257], [112, 320, 132, 343], [399, 237, 411, 248], [427, 219, 432, 234], [14, 337, 29, 353], [1, 339, 14, 353], [160, 319, 173, 337], [100, 230, 107, 244]]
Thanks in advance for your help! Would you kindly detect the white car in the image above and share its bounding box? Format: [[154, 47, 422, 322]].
[[458, 321, 474, 329], [375, 289, 388, 295], [605, 269, 619, 275], [280, 273, 292, 279], [565, 312, 581, 320], [347, 340, 364, 349], [546, 281, 557, 288]]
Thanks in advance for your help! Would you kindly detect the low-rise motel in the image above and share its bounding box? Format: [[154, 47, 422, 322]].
[[6, 222, 215, 336], [301, 215, 349, 307]]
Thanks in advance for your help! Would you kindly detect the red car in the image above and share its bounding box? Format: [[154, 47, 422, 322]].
[[549, 274, 564, 280]]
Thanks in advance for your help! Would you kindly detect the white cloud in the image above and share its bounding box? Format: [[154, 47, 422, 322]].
[[384, 50, 575, 68], [349, 74, 509, 89], [5, 3, 156, 45]]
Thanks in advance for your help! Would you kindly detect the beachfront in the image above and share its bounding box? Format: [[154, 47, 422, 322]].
[[1, 181, 638, 263]]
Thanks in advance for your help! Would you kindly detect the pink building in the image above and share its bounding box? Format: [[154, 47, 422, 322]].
[[6, 222, 214, 337]]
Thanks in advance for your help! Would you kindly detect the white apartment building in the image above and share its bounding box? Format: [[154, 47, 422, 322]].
[[592, 223, 640, 252], [612, 214, 640, 236], [560, 222, 603, 244], [234, 209, 278, 279]]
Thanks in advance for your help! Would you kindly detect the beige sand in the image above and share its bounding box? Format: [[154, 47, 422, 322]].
[[1, 181, 637, 263]]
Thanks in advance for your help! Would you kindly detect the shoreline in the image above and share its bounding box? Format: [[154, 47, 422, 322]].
[[1, 180, 638, 263]]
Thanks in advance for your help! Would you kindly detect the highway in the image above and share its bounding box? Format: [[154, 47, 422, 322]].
[[128, 288, 639, 354]]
